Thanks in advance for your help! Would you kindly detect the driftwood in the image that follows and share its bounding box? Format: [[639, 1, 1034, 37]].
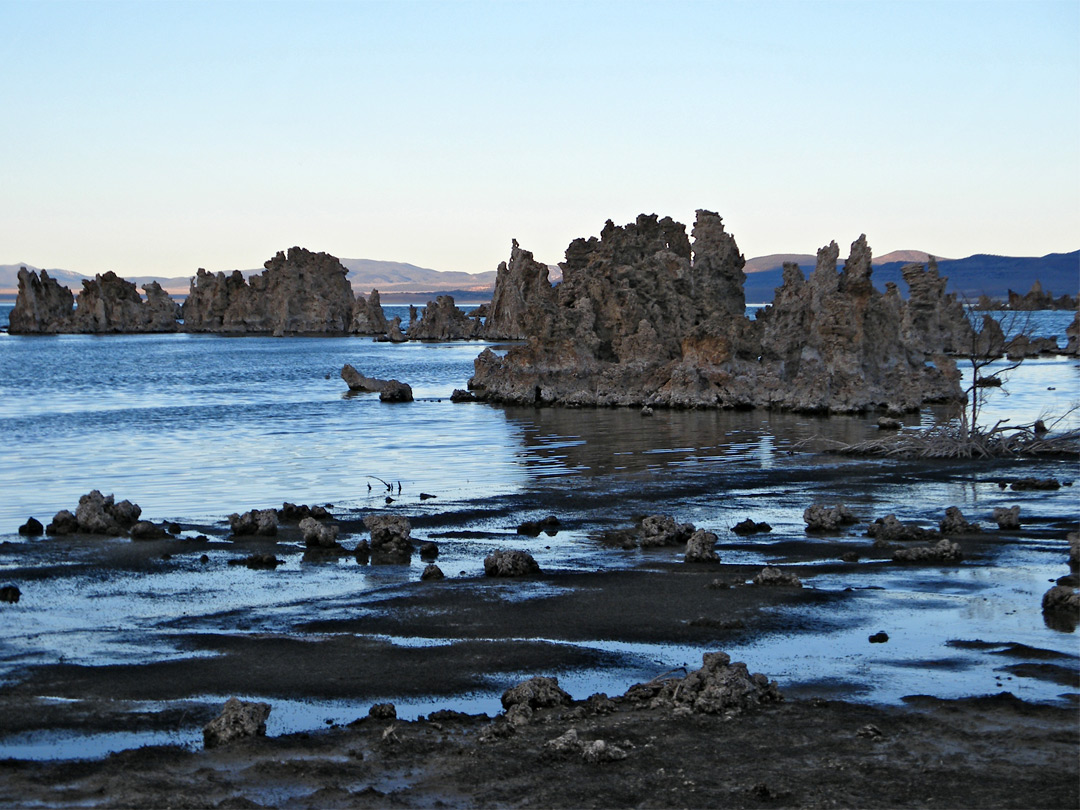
[[801, 420, 1079, 460]]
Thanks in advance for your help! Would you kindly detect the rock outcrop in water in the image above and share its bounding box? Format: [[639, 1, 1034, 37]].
[[44, 491, 143, 536], [182, 247, 354, 335], [1005, 281, 1077, 311], [9, 269, 180, 334], [468, 212, 967, 413], [350, 289, 389, 336], [8, 268, 74, 333], [484, 240, 561, 340], [406, 295, 483, 340]]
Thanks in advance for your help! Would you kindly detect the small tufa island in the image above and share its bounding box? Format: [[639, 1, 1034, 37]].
[[10, 211, 1078, 416], [470, 211, 1076, 413]]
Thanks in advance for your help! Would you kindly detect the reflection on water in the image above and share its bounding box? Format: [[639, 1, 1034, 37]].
[[503, 406, 886, 477]]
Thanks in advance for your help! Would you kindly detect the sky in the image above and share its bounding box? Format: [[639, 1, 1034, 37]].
[[2, 0, 1077, 278]]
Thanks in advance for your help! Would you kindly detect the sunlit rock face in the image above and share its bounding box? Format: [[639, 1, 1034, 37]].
[[182, 246, 354, 334], [469, 212, 964, 413]]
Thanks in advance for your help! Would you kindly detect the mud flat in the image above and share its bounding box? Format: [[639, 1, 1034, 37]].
[[0, 449, 1077, 807]]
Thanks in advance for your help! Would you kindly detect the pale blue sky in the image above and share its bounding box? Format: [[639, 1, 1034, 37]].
[[2, 0, 1077, 277]]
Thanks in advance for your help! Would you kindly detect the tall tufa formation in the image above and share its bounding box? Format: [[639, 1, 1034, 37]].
[[182, 247, 355, 335], [8, 268, 75, 333], [469, 213, 966, 413], [484, 240, 560, 340], [350, 289, 389, 336], [9, 269, 180, 334]]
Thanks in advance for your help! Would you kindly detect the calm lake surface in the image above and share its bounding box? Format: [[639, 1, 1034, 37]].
[[0, 303, 1077, 758], [1, 305, 1075, 530]]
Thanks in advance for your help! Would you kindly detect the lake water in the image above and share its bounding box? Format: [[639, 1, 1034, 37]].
[[0, 303, 1077, 758]]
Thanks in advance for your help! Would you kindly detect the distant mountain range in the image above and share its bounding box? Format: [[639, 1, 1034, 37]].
[[741, 251, 1079, 303], [2, 249, 1077, 303]]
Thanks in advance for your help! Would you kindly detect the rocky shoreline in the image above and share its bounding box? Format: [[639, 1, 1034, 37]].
[[1, 447, 1078, 807]]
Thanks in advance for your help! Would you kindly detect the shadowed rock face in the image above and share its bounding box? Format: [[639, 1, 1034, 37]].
[[469, 212, 965, 413], [182, 247, 354, 334]]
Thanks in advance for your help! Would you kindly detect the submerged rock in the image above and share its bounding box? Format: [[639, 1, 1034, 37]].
[[517, 516, 560, 536], [279, 503, 330, 521], [203, 697, 271, 748], [1010, 478, 1060, 491], [228, 554, 283, 570], [484, 549, 541, 577], [420, 563, 445, 581], [468, 213, 964, 413], [129, 521, 169, 541]]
